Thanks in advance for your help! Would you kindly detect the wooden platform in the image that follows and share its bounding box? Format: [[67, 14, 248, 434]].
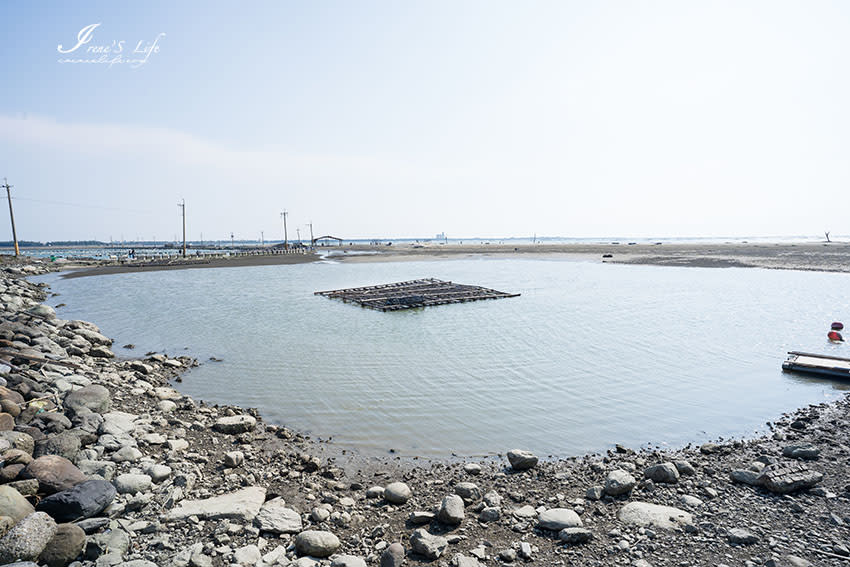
[[315, 278, 520, 311], [782, 351, 850, 379]]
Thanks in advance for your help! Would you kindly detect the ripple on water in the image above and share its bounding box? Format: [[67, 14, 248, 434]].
[[36, 259, 850, 457]]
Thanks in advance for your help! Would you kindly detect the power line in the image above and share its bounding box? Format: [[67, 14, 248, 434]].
[[11, 196, 156, 215]]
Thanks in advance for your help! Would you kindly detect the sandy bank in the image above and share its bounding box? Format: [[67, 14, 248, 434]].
[[333, 242, 850, 272]]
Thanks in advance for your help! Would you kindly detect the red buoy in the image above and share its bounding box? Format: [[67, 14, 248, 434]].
[[832, 322, 844, 330], [828, 330, 844, 342]]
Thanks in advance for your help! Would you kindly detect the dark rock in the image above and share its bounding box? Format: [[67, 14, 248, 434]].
[[782, 444, 820, 460], [33, 431, 81, 461], [380, 542, 405, 567], [507, 449, 538, 471], [559, 527, 594, 544], [0, 463, 25, 482], [37, 479, 117, 522], [757, 462, 823, 494], [63, 385, 111, 415], [74, 517, 110, 534]]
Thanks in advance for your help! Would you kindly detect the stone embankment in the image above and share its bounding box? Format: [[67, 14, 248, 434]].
[[0, 260, 847, 566]]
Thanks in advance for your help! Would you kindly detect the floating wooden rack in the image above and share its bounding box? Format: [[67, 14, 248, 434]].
[[315, 278, 520, 311]]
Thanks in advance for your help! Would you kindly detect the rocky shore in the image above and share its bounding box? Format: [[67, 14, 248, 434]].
[[0, 259, 848, 567]]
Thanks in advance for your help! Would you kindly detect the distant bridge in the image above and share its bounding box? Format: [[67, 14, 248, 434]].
[[312, 235, 344, 245]]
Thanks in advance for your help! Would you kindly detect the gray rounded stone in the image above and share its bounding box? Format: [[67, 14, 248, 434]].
[[644, 462, 680, 484], [538, 508, 582, 531], [0, 485, 35, 522], [380, 542, 405, 567], [331, 555, 368, 567], [295, 530, 341, 558], [0, 511, 57, 563], [114, 473, 152, 495], [384, 482, 412, 504], [64, 385, 111, 414], [454, 482, 481, 504], [604, 469, 637, 496]]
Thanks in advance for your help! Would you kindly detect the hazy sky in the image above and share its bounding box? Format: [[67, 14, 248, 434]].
[[2, 1, 849, 242]]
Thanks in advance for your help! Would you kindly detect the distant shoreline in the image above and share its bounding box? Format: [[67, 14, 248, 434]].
[[54, 241, 850, 278]]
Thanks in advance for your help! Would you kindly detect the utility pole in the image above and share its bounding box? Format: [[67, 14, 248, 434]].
[[177, 199, 186, 257], [2, 179, 19, 257], [261, 231, 264, 246], [280, 210, 288, 249], [296, 228, 301, 244], [231, 232, 234, 247], [308, 222, 314, 245]]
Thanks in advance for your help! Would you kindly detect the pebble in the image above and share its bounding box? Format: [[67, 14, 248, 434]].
[[384, 482, 412, 504]]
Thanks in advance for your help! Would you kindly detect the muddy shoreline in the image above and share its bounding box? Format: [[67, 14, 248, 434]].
[[58, 242, 850, 279], [0, 255, 847, 566]]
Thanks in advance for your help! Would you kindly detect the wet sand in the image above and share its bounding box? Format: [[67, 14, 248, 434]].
[[334, 241, 850, 272], [60, 251, 318, 279]]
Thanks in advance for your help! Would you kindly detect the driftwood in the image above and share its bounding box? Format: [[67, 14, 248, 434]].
[[0, 348, 84, 370]]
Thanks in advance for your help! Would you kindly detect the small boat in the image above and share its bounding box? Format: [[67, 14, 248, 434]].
[[782, 351, 850, 379]]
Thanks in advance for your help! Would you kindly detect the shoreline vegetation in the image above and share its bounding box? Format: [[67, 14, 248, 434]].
[[0, 251, 847, 566], [58, 241, 850, 279]]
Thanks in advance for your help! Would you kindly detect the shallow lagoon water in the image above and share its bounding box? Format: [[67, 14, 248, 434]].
[[37, 258, 850, 458]]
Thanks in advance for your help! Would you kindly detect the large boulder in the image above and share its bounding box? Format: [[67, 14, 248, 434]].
[[0, 484, 35, 522], [63, 385, 111, 415], [38, 523, 86, 567], [36, 479, 116, 522], [21, 455, 86, 494], [618, 502, 693, 530], [0, 511, 57, 563], [295, 530, 340, 558]]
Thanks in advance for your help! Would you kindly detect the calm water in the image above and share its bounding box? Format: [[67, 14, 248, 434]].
[[36, 259, 850, 458]]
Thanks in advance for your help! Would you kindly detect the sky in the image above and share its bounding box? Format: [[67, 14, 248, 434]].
[[1, 0, 849, 242]]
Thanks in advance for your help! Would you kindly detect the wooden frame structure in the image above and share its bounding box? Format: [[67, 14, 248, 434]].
[[315, 278, 520, 311]]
